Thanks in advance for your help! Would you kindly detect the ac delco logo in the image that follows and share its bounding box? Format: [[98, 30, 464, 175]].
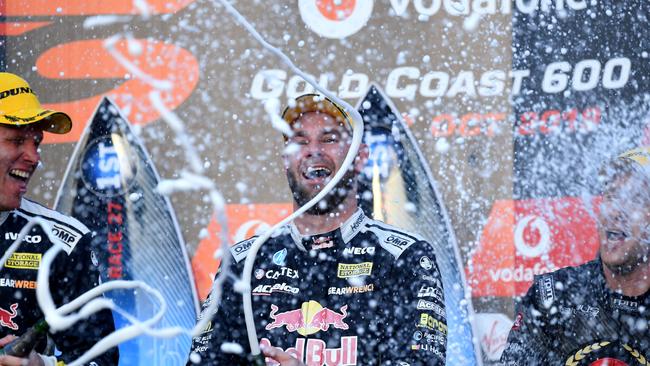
[[299, 0, 373, 39]]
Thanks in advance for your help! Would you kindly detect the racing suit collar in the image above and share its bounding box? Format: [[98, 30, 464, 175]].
[[0, 210, 8, 226], [595, 256, 650, 313], [289, 208, 367, 251]]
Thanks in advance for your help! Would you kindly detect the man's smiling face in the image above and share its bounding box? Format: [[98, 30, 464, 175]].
[[284, 111, 357, 214], [598, 171, 650, 275], [0, 124, 43, 211]]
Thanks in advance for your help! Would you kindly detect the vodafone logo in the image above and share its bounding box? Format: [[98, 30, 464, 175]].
[[299, 0, 373, 39], [234, 220, 271, 243], [514, 215, 551, 258]]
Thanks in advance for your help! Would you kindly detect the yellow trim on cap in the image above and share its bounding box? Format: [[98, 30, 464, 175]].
[[0, 72, 72, 134], [281, 94, 352, 129], [617, 146, 650, 168]]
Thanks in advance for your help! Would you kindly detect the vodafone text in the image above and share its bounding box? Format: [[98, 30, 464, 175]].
[[389, 0, 592, 17], [488, 263, 557, 283]]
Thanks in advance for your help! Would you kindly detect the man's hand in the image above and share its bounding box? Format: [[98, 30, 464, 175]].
[[260, 344, 305, 366], [0, 335, 45, 366]]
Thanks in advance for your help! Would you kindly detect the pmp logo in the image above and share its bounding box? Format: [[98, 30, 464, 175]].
[[514, 215, 551, 258], [299, 0, 374, 39]]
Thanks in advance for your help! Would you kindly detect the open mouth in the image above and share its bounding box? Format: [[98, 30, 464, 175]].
[[303, 166, 332, 180], [8, 169, 30, 182]]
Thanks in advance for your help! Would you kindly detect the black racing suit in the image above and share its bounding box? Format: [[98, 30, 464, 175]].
[[0, 198, 118, 364], [501, 258, 650, 365], [188, 209, 447, 365]]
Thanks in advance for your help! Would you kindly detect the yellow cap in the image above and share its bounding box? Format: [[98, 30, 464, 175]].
[[0, 72, 71, 134], [282, 94, 352, 130], [601, 146, 650, 188], [617, 146, 650, 168]]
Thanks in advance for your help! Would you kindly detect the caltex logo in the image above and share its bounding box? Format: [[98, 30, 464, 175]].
[[299, 0, 374, 39]]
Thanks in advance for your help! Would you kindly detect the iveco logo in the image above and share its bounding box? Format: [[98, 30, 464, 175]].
[[5, 232, 42, 244], [343, 247, 376, 255]]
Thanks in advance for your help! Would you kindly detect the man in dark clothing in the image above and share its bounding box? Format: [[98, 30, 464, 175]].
[[188, 94, 447, 365], [0, 72, 118, 366], [501, 147, 650, 365]]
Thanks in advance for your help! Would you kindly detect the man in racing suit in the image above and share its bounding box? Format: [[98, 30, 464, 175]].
[[188, 94, 447, 365], [0, 72, 118, 365], [501, 147, 650, 365]]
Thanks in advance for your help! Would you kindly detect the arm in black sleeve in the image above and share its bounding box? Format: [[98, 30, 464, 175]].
[[500, 279, 552, 366], [50, 233, 119, 365], [380, 240, 447, 365], [187, 267, 251, 366]]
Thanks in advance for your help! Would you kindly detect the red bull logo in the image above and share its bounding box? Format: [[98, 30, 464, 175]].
[[0, 303, 19, 331], [260, 336, 358, 366], [266, 301, 349, 336]]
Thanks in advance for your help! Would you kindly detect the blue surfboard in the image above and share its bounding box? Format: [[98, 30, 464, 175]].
[[54, 97, 199, 365], [356, 84, 481, 365]]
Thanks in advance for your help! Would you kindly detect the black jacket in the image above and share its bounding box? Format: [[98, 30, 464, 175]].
[[501, 258, 650, 365], [188, 209, 447, 365], [0, 198, 118, 364]]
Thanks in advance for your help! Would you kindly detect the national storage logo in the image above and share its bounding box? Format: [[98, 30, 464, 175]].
[[5, 253, 41, 270]]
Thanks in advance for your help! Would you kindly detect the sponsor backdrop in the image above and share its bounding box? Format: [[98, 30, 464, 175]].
[[2, 0, 649, 363]]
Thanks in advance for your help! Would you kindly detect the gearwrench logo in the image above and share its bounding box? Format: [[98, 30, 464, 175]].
[[514, 215, 551, 258], [299, 0, 374, 39]]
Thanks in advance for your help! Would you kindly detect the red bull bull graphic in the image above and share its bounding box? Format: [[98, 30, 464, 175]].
[[266, 301, 349, 336], [0, 303, 19, 331], [260, 336, 358, 366]]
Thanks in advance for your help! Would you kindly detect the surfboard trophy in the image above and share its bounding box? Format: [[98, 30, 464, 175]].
[[356, 84, 481, 364], [54, 97, 200, 365]]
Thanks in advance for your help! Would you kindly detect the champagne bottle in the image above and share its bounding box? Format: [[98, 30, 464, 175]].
[[0, 319, 48, 357], [247, 352, 267, 366]]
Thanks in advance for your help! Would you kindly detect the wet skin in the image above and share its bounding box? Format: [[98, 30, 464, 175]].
[[0, 125, 43, 212]]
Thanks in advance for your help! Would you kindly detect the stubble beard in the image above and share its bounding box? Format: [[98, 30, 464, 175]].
[[286, 168, 357, 215], [602, 244, 650, 276]]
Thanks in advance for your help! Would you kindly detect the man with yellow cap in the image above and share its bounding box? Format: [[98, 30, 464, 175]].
[[0, 73, 118, 365], [188, 94, 447, 365], [501, 147, 650, 365]]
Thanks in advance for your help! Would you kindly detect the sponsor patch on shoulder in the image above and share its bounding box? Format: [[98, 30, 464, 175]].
[[230, 238, 256, 263], [51, 224, 83, 252], [370, 225, 418, 259], [538, 275, 555, 306]]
